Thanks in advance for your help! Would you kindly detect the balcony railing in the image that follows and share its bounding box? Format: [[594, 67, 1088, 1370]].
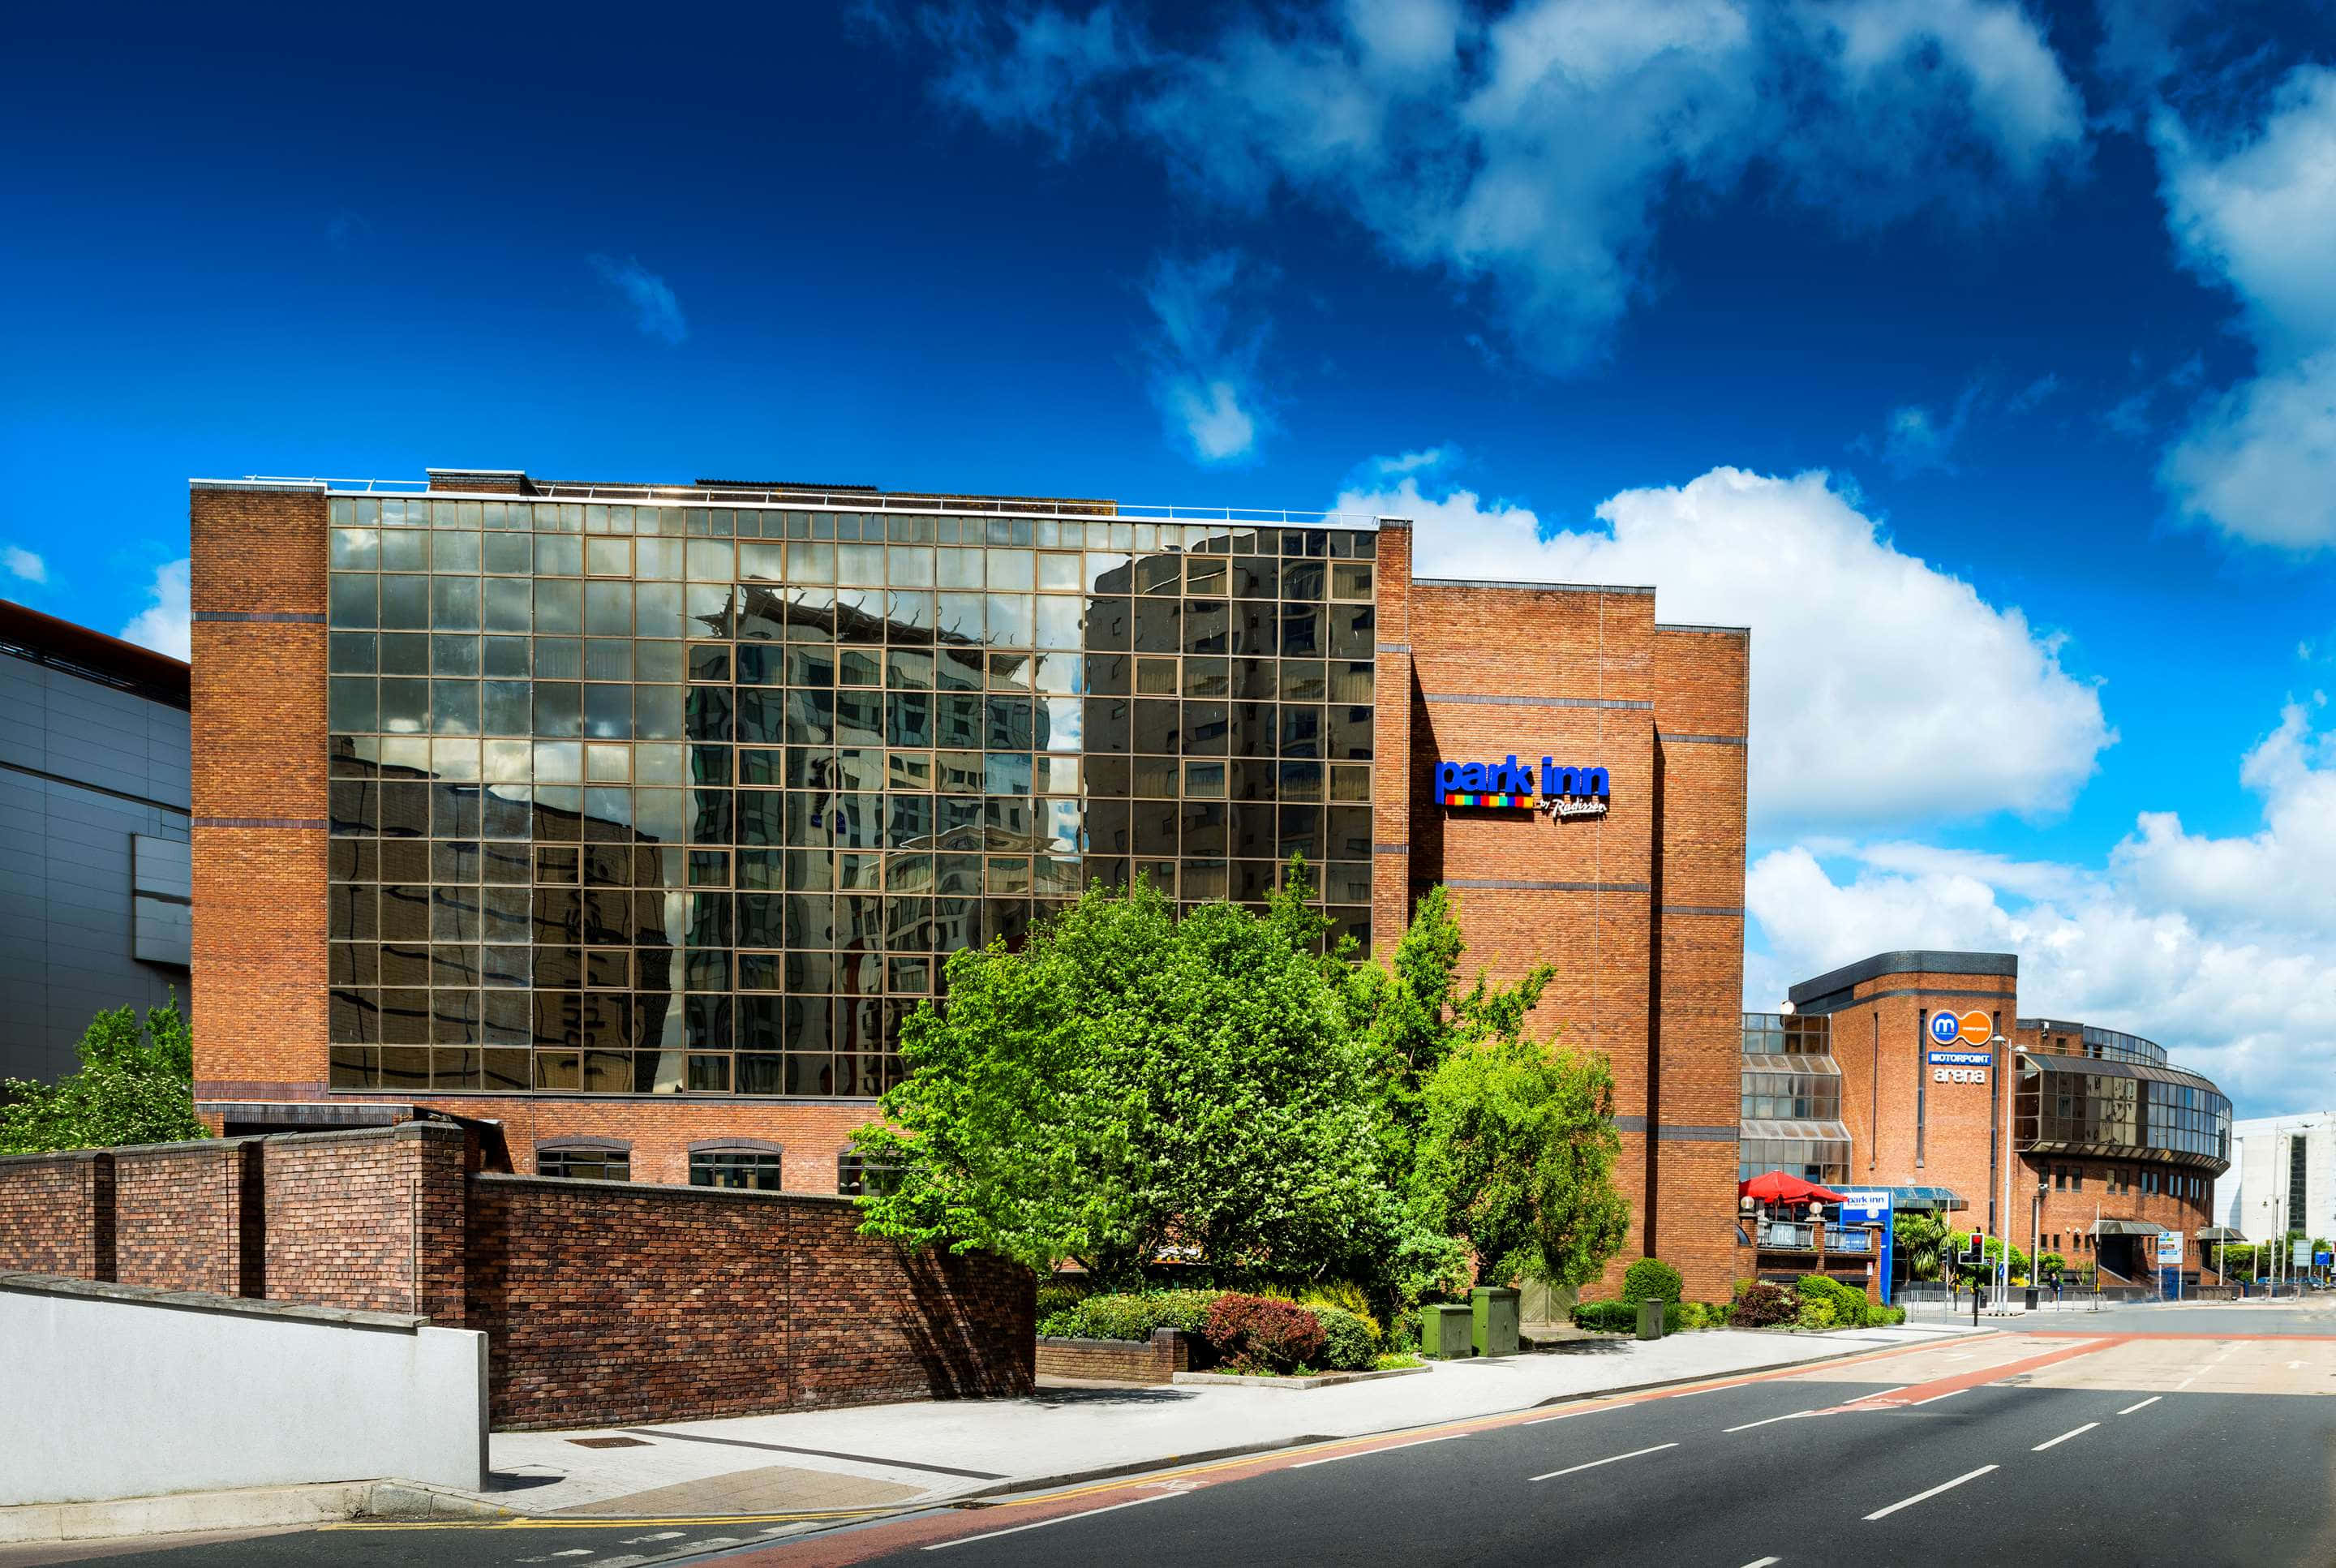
[[1754, 1222, 1874, 1255]]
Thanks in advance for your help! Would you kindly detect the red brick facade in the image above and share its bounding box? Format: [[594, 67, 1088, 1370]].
[[1393, 570, 1750, 1300], [191, 481, 1754, 1305], [265, 1123, 470, 1320]]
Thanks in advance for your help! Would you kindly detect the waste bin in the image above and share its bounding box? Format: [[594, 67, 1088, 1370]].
[[1636, 1300, 1667, 1341], [1421, 1304, 1474, 1360], [2023, 1287, 2039, 1311], [1471, 1287, 1521, 1358]]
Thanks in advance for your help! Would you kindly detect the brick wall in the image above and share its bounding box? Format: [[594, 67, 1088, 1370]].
[[265, 1122, 469, 1321], [467, 1175, 1033, 1428], [0, 1150, 114, 1280], [114, 1138, 262, 1297], [1036, 1329, 1190, 1384], [406, 1094, 881, 1194], [189, 482, 331, 1102]]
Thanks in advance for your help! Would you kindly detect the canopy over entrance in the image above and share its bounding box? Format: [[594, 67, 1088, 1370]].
[[1739, 1171, 1844, 1205]]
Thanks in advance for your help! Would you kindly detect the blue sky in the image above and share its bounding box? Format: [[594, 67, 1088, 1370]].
[[6, 1, 2336, 1115]]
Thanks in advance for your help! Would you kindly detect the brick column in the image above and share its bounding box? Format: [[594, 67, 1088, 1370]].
[[1371, 519, 1414, 957]]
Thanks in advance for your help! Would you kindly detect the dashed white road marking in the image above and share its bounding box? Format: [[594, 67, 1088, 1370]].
[[1740, 1557, 1783, 1567], [1293, 1433, 1470, 1468], [622, 1533, 687, 1544], [2118, 1397, 2161, 1415], [1724, 1410, 1822, 1433], [923, 1492, 1174, 1550], [1530, 1442, 1679, 1483], [1864, 1465, 1999, 1521], [1911, 1389, 1967, 1407], [2031, 1422, 2098, 1452]]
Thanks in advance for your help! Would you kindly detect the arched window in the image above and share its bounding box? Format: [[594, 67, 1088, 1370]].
[[689, 1140, 783, 1190], [535, 1138, 630, 1182]]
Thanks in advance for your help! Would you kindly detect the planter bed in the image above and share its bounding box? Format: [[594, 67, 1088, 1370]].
[[1171, 1364, 1431, 1390]]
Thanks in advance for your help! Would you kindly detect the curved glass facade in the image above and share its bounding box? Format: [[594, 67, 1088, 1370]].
[[2014, 1054, 2232, 1172], [322, 494, 1377, 1098], [2017, 1017, 2167, 1067]]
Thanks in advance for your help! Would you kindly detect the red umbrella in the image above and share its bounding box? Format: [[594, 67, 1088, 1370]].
[[1738, 1171, 1846, 1205]]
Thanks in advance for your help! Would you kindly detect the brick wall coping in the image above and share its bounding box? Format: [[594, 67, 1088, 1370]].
[[0, 1270, 428, 1334], [110, 1136, 263, 1159], [0, 1149, 110, 1168], [272, 1121, 466, 1148], [1035, 1329, 1189, 1349], [474, 1172, 861, 1207], [1414, 575, 1656, 595]]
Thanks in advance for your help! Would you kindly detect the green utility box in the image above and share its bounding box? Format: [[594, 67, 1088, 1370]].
[[1471, 1286, 1521, 1358], [1421, 1304, 1474, 1360], [1636, 1300, 1667, 1341]]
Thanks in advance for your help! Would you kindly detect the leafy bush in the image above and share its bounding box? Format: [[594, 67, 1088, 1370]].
[[1310, 1305, 1379, 1370], [1570, 1300, 1639, 1333], [1372, 1351, 1425, 1371], [1621, 1257, 1683, 1306], [1728, 1282, 1797, 1327], [1204, 1293, 1329, 1373], [1298, 1282, 1381, 1334], [1035, 1279, 1089, 1324], [1796, 1296, 1838, 1330], [1038, 1289, 1222, 1342], [1664, 1301, 1706, 1333], [1870, 1304, 1906, 1326], [1796, 1274, 1875, 1327]]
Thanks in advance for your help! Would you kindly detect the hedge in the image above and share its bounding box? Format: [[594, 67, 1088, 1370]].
[[1620, 1257, 1684, 1306], [1037, 1289, 1222, 1342], [1204, 1293, 1327, 1373]]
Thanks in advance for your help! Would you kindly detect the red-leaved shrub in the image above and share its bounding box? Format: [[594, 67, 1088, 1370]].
[[1201, 1293, 1328, 1373], [1728, 1281, 1796, 1328]]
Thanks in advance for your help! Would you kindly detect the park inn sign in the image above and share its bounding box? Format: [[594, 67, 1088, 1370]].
[[1432, 755, 1611, 818]]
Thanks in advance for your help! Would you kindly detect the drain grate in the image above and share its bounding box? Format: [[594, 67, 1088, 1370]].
[[569, 1436, 653, 1449]]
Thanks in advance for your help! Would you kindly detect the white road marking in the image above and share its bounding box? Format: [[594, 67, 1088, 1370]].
[[1523, 1407, 1610, 1426], [1668, 1387, 1716, 1398], [924, 1492, 1173, 1550], [1840, 1386, 1911, 1406], [2031, 1422, 2098, 1452], [622, 1534, 687, 1544], [1724, 1410, 1822, 1433], [2118, 1397, 2161, 1415], [1740, 1558, 1783, 1567], [1293, 1433, 1471, 1467], [1864, 1465, 1999, 1521], [1530, 1442, 1679, 1482], [1911, 1389, 1967, 1407]]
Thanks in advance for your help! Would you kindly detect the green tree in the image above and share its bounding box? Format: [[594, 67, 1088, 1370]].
[[849, 873, 1391, 1287], [1406, 1028, 1631, 1298], [0, 998, 205, 1154], [1892, 1211, 1948, 1281]]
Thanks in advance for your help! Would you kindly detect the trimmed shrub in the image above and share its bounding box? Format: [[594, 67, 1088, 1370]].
[[1620, 1257, 1684, 1307], [1038, 1289, 1222, 1342], [1570, 1300, 1639, 1333], [1728, 1282, 1797, 1327], [1794, 1274, 1872, 1328], [1797, 1296, 1838, 1330], [1204, 1293, 1329, 1373], [1310, 1305, 1379, 1371], [1664, 1300, 1709, 1333]]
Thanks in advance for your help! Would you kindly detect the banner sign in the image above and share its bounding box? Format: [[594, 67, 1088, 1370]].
[[1835, 1189, 1894, 1227], [2157, 1231, 2184, 1269]]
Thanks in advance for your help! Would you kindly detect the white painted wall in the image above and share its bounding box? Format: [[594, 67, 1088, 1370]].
[[2215, 1115, 2336, 1245], [0, 1276, 485, 1506]]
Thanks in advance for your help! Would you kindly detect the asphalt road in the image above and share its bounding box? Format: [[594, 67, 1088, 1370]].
[[48, 1299, 2336, 1568]]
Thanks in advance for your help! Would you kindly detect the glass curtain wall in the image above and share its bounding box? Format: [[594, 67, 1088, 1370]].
[[322, 496, 1377, 1099]]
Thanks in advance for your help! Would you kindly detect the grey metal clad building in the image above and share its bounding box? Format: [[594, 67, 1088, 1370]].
[[0, 599, 192, 1082]]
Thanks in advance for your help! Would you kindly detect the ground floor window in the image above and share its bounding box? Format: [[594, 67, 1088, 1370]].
[[690, 1149, 783, 1190], [836, 1153, 900, 1196], [537, 1145, 629, 1181]]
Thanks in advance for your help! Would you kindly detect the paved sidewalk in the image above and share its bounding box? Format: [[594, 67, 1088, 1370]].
[[469, 1324, 1982, 1517]]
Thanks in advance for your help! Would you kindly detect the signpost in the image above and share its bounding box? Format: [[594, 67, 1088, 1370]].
[[1836, 1189, 1896, 1304], [2157, 1230, 2184, 1300]]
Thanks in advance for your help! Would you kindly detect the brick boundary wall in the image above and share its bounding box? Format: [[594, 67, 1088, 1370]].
[[113, 1138, 264, 1297], [467, 1175, 1033, 1429], [0, 1127, 1033, 1430], [265, 1123, 469, 1321], [1035, 1328, 1191, 1384], [0, 1150, 114, 1281]]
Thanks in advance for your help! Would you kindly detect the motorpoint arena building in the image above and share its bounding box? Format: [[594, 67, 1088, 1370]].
[[1743, 952, 2235, 1290], [189, 469, 1750, 1296]]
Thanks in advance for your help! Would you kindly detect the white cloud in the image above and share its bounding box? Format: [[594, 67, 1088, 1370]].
[[587, 254, 688, 345], [2154, 67, 2336, 548], [911, 0, 2085, 371], [1747, 702, 2336, 1117], [120, 559, 190, 660], [2, 545, 45, 584], [1334, 462, 2113, 831], [1144, 251, 1269, 465]]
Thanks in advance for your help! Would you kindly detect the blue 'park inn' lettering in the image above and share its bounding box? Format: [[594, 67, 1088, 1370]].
[[1433, 756, 1611, 801]]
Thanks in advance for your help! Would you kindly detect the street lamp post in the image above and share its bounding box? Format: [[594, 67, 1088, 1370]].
[[1996, 1034, 2015, 1312]]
